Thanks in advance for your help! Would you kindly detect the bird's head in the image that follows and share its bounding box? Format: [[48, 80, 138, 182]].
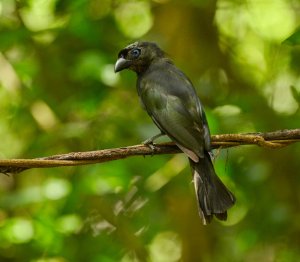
[[114, 41, 165, 74]]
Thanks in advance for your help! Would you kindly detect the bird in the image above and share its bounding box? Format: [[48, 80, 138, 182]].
[[114, 41, 235, 224]]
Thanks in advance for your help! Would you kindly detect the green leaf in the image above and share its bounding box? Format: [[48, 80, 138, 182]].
[[283, 27, 300, 45], [290, 85, 300, 103]]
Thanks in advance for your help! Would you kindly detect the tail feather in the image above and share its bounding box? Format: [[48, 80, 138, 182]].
[[189, 152, 235, 225]]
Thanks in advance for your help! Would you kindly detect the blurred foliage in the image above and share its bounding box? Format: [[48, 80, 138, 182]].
[[0, 0, 300, 261]]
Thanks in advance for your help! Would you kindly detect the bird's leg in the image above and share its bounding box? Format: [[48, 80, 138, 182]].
[[142, 132, 165, 150]]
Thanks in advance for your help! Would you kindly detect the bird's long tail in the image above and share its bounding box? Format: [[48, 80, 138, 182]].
[[189, 152, 236, 225]]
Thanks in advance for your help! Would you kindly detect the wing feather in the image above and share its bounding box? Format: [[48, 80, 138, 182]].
[[138, 64, 209, 160]]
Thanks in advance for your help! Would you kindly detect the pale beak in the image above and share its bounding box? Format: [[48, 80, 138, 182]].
[[114, 57, 132, 72]]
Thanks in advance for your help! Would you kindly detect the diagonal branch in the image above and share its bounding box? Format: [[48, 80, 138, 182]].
[[0, 129, 299, 175]]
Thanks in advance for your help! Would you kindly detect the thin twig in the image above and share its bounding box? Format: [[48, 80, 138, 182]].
[[0, 129, 299, 174]]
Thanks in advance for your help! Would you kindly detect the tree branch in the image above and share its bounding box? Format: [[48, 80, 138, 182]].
[[1, 129, 299, 175]]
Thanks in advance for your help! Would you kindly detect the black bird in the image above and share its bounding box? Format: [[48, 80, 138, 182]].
[[114, 41, 235, 224]]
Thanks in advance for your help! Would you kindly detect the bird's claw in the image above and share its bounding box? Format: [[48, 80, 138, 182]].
[[142, 138, 156, 151], [142, 132, 165, 154], [142, 133, 165, 145]]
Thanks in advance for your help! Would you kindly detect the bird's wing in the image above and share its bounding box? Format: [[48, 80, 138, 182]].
[[139, 67, 210, 161]]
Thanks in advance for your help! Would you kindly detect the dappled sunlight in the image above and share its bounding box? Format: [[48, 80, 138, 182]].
[[145, 154, 187, 192], [20, 0, 68, 32], [56, 214, 82, 235], [0, 52, 20, 92], [263, 73, 299, 115], [247, 0, 295, 41], [213, 104, 242, 117], [216, 0, 295, 42], [100, 64, 120, 86], [42, 178, 71, 200], [31, 100, 60, 131], [148, 231, 182, 262], [1, 218, 34, 244], [0, 0, 300, 261], [114, 2, 153, 38]]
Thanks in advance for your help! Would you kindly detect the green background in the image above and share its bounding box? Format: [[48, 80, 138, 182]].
[[0, 0, 300, 261]]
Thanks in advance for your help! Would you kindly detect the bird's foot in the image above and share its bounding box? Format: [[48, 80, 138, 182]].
[[142, 133, 165, 151], [142, 138, 156, 151]]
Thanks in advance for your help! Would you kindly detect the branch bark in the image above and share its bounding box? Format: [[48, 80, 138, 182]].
[[1, 129, 299, 175]]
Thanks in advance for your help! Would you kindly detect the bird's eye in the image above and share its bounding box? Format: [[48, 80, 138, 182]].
[[131, 48, 141, 58]]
